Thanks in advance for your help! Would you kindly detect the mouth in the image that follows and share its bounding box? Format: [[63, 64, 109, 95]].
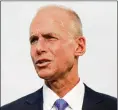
[[35, 59, 51, 67]]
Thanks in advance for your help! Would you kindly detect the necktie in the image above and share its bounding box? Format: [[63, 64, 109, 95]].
[[54, 99, 68, 110]]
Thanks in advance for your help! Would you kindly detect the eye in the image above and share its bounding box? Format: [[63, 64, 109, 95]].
[[30, 36, 38, 44]]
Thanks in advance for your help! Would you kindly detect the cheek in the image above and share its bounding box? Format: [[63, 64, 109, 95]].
[[30, 47, 36, 60], [61, 42, 75, 56], [51, 43, 64, 57], [52, 43, 74, 61]]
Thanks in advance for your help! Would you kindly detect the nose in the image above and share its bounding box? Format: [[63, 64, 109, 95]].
[[36, 37, 47, 55]]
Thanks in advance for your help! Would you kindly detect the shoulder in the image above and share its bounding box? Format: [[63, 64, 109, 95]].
[[85, 84, 117, 100], [94, 90, 117, 110], [1, 87, 43, 110], [83, 84, 117, 110], [95, 90, 117, 105]]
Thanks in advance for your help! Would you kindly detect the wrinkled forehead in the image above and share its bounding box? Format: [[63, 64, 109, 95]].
[[30, 7, 72, 37]]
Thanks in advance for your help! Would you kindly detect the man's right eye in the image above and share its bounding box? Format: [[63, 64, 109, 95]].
[[30, 36, 38, 44]]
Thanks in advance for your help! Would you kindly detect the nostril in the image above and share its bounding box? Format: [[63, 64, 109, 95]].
[[36, 49, 46, 55], [36, 44, 47, 55]]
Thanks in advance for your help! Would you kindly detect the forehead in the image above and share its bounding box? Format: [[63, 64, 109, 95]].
[[30, 8, 72, 37]]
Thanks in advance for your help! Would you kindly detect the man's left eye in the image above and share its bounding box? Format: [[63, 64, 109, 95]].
[[48, 37, 56, 40]]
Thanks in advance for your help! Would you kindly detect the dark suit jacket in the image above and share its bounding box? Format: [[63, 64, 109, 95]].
[[1, 84, 117, 110]]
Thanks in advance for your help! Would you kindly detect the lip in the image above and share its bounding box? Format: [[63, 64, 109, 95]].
[[35, 59, 51, 67]]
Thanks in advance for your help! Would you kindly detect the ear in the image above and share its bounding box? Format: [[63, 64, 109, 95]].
[[74, 36, 86, 56]]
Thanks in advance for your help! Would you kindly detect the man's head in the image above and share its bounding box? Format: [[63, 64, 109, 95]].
[[30, 5, 86, 81]]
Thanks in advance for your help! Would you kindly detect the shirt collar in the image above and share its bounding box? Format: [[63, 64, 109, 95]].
[[43, 80, 85, 110], [63, 80, 85, 110], [43, 83, 59, 110]]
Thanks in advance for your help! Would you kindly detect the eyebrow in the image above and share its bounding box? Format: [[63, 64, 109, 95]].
[[29, 32, 60, 41], [43, 32, 61, 38], [43, 33, 55, 37]]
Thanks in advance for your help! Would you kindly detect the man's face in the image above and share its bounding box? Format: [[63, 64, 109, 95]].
[[30, 9, 78, 81]]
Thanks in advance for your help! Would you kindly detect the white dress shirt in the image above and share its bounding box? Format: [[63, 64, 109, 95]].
[[43, 80, 85, 110]]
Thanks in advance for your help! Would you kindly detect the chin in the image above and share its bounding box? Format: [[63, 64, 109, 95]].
[[37, 70, 54, 80]]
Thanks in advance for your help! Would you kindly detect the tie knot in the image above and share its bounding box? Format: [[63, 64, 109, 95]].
[[54, 99, 68, 110]]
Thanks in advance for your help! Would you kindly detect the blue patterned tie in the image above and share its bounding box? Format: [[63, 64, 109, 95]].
[[54, 99, 68, 110]]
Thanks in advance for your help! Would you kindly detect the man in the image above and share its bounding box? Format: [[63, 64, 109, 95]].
[[1, 5, 117, 110]]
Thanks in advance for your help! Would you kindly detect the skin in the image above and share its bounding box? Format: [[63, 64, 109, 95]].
[[30, 6, 86, 97]]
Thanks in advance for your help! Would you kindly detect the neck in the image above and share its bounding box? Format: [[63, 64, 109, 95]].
[[46, 77, 80, 98], [45, 61, 80, 98]]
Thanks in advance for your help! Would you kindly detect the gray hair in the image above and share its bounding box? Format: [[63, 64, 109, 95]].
[[37, 5, 83, 37]]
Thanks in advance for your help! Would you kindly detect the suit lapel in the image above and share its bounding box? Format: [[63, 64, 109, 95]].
[[24, 87, 43, 110], [24, 84, 104, 110], [82, 84, 104, 110]]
